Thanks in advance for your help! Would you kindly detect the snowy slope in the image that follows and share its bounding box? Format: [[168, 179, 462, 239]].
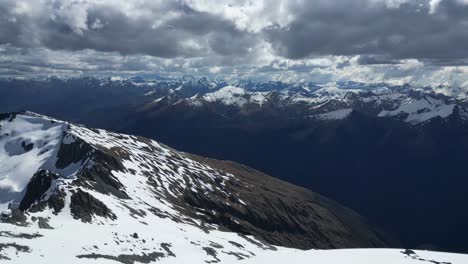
[[315, 108, 353, 120], [1, 112, 468, 263], [242, 249, 468, 264], [0, 113, 78, 211], [2, 221, 467, 264], [378, 97, 456, 124]]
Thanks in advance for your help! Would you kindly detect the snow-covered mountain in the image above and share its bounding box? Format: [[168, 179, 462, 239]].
[[2, 76, 467, 126], [0, 111, 398, 263], [154, 82, 467, 125], [1, 112, 466, 263], [3, 78, 468, 255], [116, 80, 468, 254]]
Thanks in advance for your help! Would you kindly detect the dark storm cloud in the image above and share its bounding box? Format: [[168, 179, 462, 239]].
[[264, 0, 468, 64], [0, 1, 258, 58], [1, 0, 468, 80], [0, 3, 31, 47], [421, 58, 468, 66], [357, 55, 402, 65]]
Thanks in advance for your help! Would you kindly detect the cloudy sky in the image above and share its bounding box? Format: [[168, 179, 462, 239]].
[[1, 0, 468, 86]]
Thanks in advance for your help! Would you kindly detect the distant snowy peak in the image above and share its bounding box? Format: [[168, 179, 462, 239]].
[[378, 97, 456, 124], [171, 83, 466, 124], [17, 76, 466, 125], [13, 76, 468, 99], [202, 86, 247, 106], [189, 86, 269, 107], [315, 108, 354, 120]]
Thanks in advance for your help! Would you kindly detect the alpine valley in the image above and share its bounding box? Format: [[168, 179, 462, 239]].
[[1, 77, 468, 262]]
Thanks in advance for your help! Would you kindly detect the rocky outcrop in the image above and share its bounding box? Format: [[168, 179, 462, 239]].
[[29, 192, 65, 215], [72, 145, 129, 199], [70, 189, 116, 223], [55, 135, 91, 169], [0, 112, 21, 123], [19, 170, 58, 211]]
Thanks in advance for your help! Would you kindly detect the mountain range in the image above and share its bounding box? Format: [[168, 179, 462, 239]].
[[2, 111, 468, 263], [1, 77, 468, 253]]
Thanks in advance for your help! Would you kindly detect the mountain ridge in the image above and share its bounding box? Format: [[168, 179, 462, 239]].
[[0, 111, 394, 262]]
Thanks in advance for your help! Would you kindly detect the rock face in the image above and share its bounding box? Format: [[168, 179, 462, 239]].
[[18, 170, 56, 211], [70, 189, 116, 223], [0, 112, 392, 262]]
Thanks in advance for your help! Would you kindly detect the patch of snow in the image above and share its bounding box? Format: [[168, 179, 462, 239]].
[[378, 97, 455, 124], [144, 90, 156, 96], [110, 76, 125, 82], [316, 108, 353, 120], [62, 133, 75, 145], [249, 92, 268, 106], [371, 87, 392, 95], [203, 86, 247, 106], [241, 248, 468, 264], [152, 97, 165, 104]]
